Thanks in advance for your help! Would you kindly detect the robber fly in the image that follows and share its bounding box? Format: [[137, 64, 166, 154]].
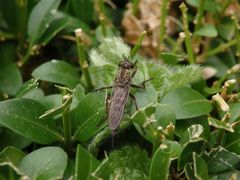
[[96, 58, 152, 136]]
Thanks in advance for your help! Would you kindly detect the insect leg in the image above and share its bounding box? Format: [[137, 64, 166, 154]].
[[131, 68, 137, 78], [129, 93, 139, 111], [131, 77, 154, 89], [94, 86, 113, 92]]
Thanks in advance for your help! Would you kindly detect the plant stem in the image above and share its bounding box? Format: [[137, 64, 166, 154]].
[[75, 29, 94, 90], [17, 0, 28, 52], [17, 46, 32, 67], [99, 0, 107, 37], [129, 31, 146, 59], [63, 108, 71, 148], [194, 0, 205, 31], [62, 92, 72, 151], [131, 0, 140, 16], [205, 39, 237, 58], [158, 0, 169, 56], [180, 3, 195, 64]]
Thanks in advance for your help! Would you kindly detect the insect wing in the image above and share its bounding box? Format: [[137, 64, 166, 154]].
[[108, 86, 129, 131]]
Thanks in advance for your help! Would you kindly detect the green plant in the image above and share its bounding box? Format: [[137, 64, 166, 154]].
[[0, 0, 240, 179]]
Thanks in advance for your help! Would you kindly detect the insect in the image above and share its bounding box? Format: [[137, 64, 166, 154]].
[[96, 57, 152, 136]]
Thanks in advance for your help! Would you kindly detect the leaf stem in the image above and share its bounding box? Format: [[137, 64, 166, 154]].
[[62, 93, 72, 151], [158, 0, 169, 56], [16, 0, 28, 52], [204, 39, 237, 58], [75, 29, 94, 90], [180, 3, 195, 64], [99, 0, 107, 37], [194, 0, 205, 31]]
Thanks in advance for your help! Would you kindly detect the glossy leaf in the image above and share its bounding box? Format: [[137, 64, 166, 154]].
[[149, 140, 181, 180], [18, 147, 68, 179], [0, 146, 25, 177], [93, 146, 149, 179], [75, 144, 99, 180], [65, 0, 93, 24], [193, 152, 208, 180], [73, 108, 105, 142], [155, 104, 176, 128], [161, 87, 212, 119], [32, 60, 80, 88], [186, 0, 218, 13], [160, 53, 179, 64], [195, 25, 218, 37], [0, 62, 22, 95], [0, 99, 62, 144], [28, 0, 61, 44], [131, 104, 156, 142], [180, 124, 204, 145], [178, 138, 206, 170], [208, 117, 234, 132], [0, 131, 32, 151], [217, 17, 235, 41], [39, 12, 69, 45], [15, 79, 39, 98], [72, 92, 105, 129], [207, 146, 240, 174], [39, 94, 62, 110]]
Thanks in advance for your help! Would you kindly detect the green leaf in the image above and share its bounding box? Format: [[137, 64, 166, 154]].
[[134, 85, 158, 109], [149, 140, 181, 180], [186, 0, 219, 13], [93, 146, 149, 180], [224, 103, 240, 154], [73, 92, 105, 128], [178, 138, 206, 170], [193, 152, 208, 180], [27, 0, 61, 44], [89, 37, 130, 66], [131, 104, 156, 142], [0, 146, 25, 165], [0, 42, 16, 64], [71, 84, 85, 110], [32, 60, 80, 88], [155, 104, 176, 129], [0, 0, 21, 35], [175, 116, 211, 141], [21, 88, 45, 101], [0, 146, 25, 177], [39, 12, 69, 45], [18, 147, 68, 180], [229, 103, 240, 123], [0, 99, 62, 144], [0, 62, 22, 95], [66, 0, 94, 24], [39, 94, 62, 110], [160, 53, 179, 65], [217, 17, 235, 41], [74, 108, 105, 142], [161, 87, 212, 119], [195, 25, 218, 37], [73, 92, 105, 142], [75, 144, 99, 180], [0, 130, 32, 151], [15, 79, 39, 98], [207, 146, 240, 174], [208, 117, 234, 132], [180, 124, 204, 145]]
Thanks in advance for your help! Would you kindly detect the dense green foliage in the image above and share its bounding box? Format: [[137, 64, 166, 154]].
[[0, 0, 240, 179]]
